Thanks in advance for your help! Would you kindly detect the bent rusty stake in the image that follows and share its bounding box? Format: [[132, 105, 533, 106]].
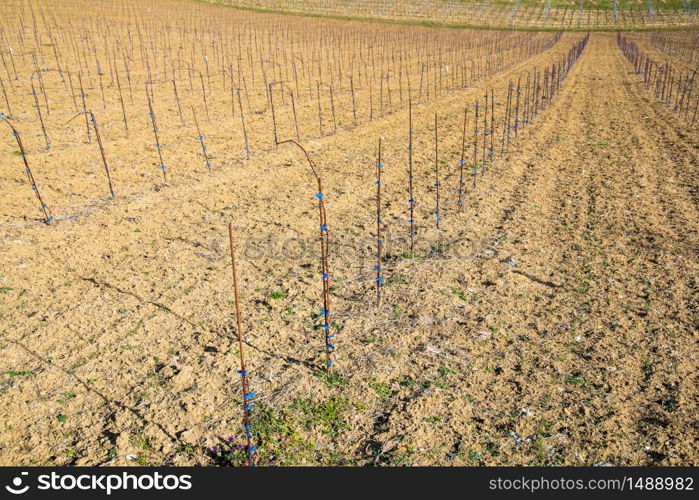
[[278, 139, 334, 374]]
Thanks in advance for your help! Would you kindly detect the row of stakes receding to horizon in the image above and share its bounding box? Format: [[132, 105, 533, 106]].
[[617, 33, 699, 125], [216, 33, 588, 466], [0, 18, 566, 225], [1, 35, 591, 465]]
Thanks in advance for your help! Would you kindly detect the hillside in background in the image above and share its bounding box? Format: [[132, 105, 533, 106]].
[[205, 0, 699, 29]]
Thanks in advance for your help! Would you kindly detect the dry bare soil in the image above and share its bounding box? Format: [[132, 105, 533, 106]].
[[0, 10, 697, 466]]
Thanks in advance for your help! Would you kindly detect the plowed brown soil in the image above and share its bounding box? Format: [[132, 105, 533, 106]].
[[1, 28, 697, 466]]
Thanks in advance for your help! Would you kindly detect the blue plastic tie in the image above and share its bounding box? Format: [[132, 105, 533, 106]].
[[314, 193, 324, 199], [322, 273, 329, 279], [237, 370, 248, 376], [320, 224, 328, 231], [244, 392, 256, 400]]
